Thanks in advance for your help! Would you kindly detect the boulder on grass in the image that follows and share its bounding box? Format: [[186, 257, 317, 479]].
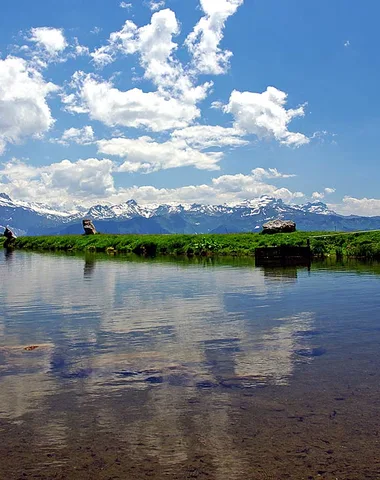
[[83, 219, 97, 235], [3, 227, 17, 248], [262, 220, 296, 235], [4, 227, 16, 240]]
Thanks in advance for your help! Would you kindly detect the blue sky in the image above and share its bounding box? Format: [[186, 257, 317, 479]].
[[0, 0, 379, 215]]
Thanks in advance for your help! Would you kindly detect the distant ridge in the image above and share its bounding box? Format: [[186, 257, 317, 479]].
[[1, 193, 380, 236]]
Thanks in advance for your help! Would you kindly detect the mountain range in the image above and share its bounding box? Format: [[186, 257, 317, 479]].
[[1, 192, 380, 236]]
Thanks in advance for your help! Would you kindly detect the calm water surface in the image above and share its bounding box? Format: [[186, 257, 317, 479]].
[[1, 251, 380, 479]]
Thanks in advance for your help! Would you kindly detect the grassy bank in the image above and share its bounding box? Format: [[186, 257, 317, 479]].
[[3, 230, 380, 258]]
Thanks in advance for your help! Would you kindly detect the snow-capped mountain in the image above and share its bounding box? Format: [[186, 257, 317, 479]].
[[1, 193, 380, 236], [0, 193, 80, 236], [297, 201, 337, 216]]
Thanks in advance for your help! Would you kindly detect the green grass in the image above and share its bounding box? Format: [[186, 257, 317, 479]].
[[3, 230, 380, 258]]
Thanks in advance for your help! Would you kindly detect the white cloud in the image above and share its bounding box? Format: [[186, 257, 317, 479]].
[[114, 179, 301, 206], [0, 158, 115, 207], [210, 169, 303, 203], [57, 126, 95, 146], [47, 158, 115, 196], [64, 72, 203, 131], [22, 28, 89, 66], [148, 0, 165, 11], [224, 87, 309, 147], [113, 10, 181, 89], [29, 27, 68, 57], [311, 187, 336, 200], [0, 160, 301, 208], [120, 2, 132, 8], [251, 167, 296, 180], [344, 40, 350, 48], [171, 125, 247, 149], [85, 9, 310, 154], [91, 27, 102, 35], [331, 197, 380, 217], [97, 125, 251, 174], [311, 191, 324, 200], [0, 56, 57, 154], [91, 10, 211, 103], [73, 38, 90, 57], [97, 136, 222, 172], [90, 46, 114, 67], [186, 0, 244, 75]]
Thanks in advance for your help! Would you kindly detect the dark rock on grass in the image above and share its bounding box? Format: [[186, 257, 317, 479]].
[[3, 226, 17, 248], [83, 219, 97, 235]]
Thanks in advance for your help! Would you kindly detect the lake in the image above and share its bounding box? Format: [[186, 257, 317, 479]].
[[1, 250, 380, 479]]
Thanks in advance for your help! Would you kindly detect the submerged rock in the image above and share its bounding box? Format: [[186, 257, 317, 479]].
[[24, 345, 39, 351], [262, 220, 296, 234], [295, 347, 326, 357], [82, 219, 97, 235]]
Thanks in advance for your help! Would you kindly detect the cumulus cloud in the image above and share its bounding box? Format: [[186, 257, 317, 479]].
[[311, 187, 336, 200], [96, 125, 250, 173], [186, 0, 244, 75], [0, 56, 57, 154], [0, 160, 301, 208], [331, 197, 380, 217], [97, 136, 222, 172], [110, 9, 181, 89], [223, 87, 309, 147], [251, 167, 296, 180], [29, 27, 68, 56], [171, 125, 247, 149], [311, 191, 324, 200], [0, 158, 115, 207], [85, 8, 310, 151], [47, 158, 115, 196], [56, 126, 95, 146], [91, 9, 210, 103], [210, 170, 303, 203], [64, 72, 203, 131], [21, 28, 89, 66], [148, 1, 166, 11], [73, 38, 90, 57], [120, 2, 132, 8]]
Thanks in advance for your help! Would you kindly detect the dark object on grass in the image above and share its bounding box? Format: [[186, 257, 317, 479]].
[[82, 219, 97, 235], [3, 227, 17, 248], [262, 220, 296, 234], [4, 227, 16, 240]]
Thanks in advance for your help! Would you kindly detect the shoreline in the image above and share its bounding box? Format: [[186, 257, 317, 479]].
[[2, 230, 380, 259]]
